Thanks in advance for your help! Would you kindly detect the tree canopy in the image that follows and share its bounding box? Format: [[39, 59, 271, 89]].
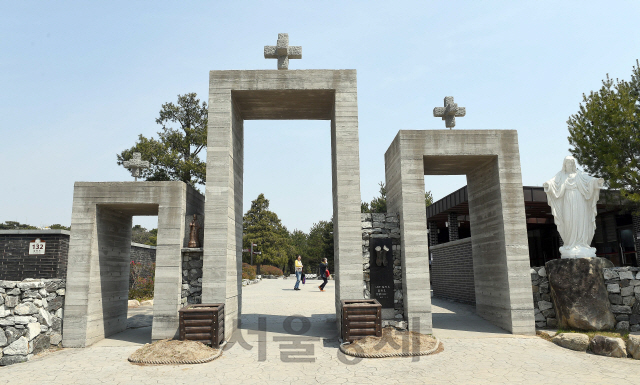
[[117, 93, 208, 187], [242, 194, 292, 269], [568, 60, 640, 205], [131, 225, 157, 246], [306, 220, 334, 272], [0, 221, 36, 230]]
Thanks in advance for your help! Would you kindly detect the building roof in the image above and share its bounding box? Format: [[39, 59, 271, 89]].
[[426, 185, 628, 227]]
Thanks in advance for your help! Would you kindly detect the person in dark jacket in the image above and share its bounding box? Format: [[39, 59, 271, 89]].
[[318, 258, 329, 291]]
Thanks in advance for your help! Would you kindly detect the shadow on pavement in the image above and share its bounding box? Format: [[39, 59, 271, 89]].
[[431, 297, 511, 337], [240, 313, 339, 340]]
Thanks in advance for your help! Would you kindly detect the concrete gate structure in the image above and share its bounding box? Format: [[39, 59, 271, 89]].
[[385, 130, 535, 335], [202, 70, 363, 338], [62, 182, 204, 347]]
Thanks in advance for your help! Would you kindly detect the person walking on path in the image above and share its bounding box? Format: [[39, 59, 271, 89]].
[[294, 255, 303, 291], [318, 258, 329, 292]]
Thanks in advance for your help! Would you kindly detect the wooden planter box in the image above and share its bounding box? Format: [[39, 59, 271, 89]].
[[178, 303, 225, 348], [341, 299, 382, 343]]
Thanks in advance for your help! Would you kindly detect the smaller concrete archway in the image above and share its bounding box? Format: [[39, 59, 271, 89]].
[[63, 182, 203, 347], [385, 130, 535, 335]]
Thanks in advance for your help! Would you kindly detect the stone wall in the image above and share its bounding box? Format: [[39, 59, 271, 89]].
[[430, 238, 475, 305], [129, 243, 157, 289], [530, 267, 557, 328], [181, 250, 203, 306], [130, 243, 156, 265], [532, 266, 640, 331], [1, 278, 65, 366], [361, 213, 404, 324], [604, 267, 640, 331], [0, 230, 70, 281]]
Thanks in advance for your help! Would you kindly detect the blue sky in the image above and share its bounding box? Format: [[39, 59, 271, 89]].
[[1, 1, 639, 232]]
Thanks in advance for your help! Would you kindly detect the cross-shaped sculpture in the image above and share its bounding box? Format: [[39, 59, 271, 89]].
[[123, 152, 149, 181], [264, 33, 302, 70], [433, 96, 466, 129]]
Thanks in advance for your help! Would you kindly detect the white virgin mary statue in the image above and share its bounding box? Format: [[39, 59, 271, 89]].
[[543, 156, 604, 258]]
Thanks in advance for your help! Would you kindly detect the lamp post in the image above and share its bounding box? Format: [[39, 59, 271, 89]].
[[250, 243, 261, 266]]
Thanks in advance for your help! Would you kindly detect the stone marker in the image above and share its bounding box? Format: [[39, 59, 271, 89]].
[[433, 96, 466, 129], [123, 152, 150, 181], [369, 239, 394, 309], [589, 335, 627, 358], [547, 257, 616, 330], [552, 333, 589, 351], [264, 33, 302, 70]]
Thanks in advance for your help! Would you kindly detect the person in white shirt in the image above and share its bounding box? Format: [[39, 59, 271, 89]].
[[294, 255, 303, 291]]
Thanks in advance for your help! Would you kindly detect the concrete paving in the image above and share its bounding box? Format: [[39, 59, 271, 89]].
[[1, 279, 637, 384]]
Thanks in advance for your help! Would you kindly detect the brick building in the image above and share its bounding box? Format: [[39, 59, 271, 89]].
[[0, 230, 156, 281], [427, 186, 639, 304]]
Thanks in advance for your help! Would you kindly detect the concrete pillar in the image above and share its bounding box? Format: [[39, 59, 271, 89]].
[[428, 221, 439, 247], [385, 136, 432, 334], [448, 212, 459, 242]]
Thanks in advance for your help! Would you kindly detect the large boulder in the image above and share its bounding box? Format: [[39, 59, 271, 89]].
[[14, 302, 38, 316], [546, 257, 616, 330], [0, 355, 28, 366], [32, 334, 50, 355], [47, 296, 64, 312], [25, 323, 41, 341], [3, 336, 29, 355], [17, 281, 44, 290], [551, 333, 589, 351], [49, 333, 62, 346], [628, 334, 640, 359], [589, 335, 627, 358], [4, 327, 24, 346]]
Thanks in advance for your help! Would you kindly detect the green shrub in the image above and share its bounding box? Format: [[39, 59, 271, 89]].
[[129, 261, 155, 300], [260, 265, 283, 276], [242, 263, 256, 280]]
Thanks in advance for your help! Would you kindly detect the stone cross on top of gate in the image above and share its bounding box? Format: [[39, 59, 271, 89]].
[[123, 152, 149, 181], [264, 33, 302, 70], [433, 96, 466, 129]]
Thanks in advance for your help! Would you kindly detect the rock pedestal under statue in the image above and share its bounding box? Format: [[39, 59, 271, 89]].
[[547, 257, 616, 330]]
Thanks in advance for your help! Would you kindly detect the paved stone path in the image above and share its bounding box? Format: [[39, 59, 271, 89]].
[[1, 278, 637, 384]]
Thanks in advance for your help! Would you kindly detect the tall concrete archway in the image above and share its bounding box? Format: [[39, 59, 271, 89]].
[[385, 130, 535, 335], [202, 70, 363, 337]]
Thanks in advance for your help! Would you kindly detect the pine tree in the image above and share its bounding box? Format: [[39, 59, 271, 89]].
[[117, 93, 207, 187], [568, 60, 640, 204], [242, 194, 292, 270]]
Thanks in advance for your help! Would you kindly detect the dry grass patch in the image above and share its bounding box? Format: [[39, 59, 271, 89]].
[[343, 327, 440, 357]]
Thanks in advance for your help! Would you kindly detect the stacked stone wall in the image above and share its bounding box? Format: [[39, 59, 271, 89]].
[[430, 238, 475, 305], [0, 231, 69, 281], [130, 243, 156, 265], [361, 213, 403, 322], [0, 278, 65, 366], [603, 267, 640, 331], [532, 266, 640, 331], [530, 267, 557, 328], [181, 251, 203, 306]]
